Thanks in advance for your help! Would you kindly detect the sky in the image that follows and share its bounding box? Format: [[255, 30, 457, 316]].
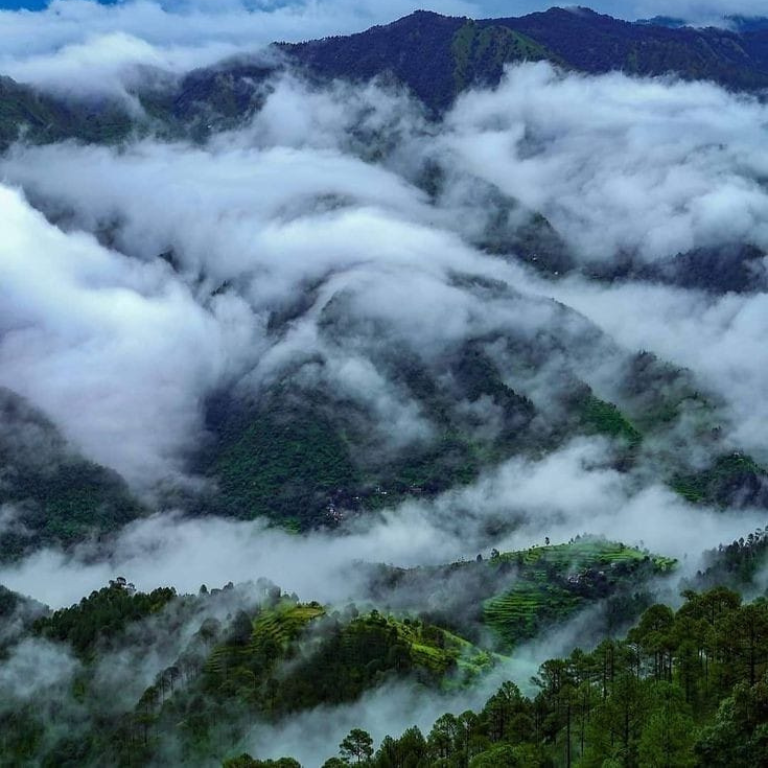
[[1, 0, 767, 25]]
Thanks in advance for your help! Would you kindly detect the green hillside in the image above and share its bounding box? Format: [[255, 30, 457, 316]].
[[364, 538, 677, 652], [673, 453, 768, 508], [0, 389, 146, 561], [315, 588, 768, 768], [483, 540, 676, 647]]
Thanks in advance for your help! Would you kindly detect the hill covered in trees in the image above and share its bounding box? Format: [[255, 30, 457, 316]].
[[281, 8, 768, 112], [0, 537, 687, 765], [7, 8, 768, 146], [9, 573, 765, 766], [306, 588, 768, 768]]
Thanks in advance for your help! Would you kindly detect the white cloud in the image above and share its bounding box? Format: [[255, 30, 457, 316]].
[[0, 638, 80, 702], [442, 63, 768, 264], [2, 438, 763, 611], [0, 184, 262, 485], [542, 276, 768, 460], [0, 0, 476, 99], [2, 63, 768, 502]]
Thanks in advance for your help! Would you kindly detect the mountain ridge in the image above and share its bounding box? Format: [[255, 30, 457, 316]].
[[277, 7, 768, 112], [5, 5, 768, 148]]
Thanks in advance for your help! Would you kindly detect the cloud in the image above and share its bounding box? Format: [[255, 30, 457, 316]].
[[0, 74, 506, 475], [0, 183, 261, 486], [540, 276, 768, 461], [0, 24, 764, 668], [0, 637, 80, 702], [441, 62, 768, 264], [2, 62, 767, 505], [2, 437, 764, 611], [242, 674, 508, 765], [0, 0, 477, 99]]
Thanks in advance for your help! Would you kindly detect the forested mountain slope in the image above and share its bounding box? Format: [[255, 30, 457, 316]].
[[7, 8, 768, 147], [282, 8, 768, 112]]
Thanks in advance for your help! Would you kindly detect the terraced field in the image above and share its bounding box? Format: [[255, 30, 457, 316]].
[[203, 598, 499, 709], [205, 600, 326, 680], [495, 539, 675, 569], [386, 617, 498, 686], [484, 539, 677, 647], [484, 582, 581, 640], [251, 602, 327, 650]]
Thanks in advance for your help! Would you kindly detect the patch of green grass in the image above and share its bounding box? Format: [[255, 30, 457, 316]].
[[385, 617, 497, 684], [251, 601, 327, 650], [576, 392, 642, 446], [452, 22, 556, 93], [204, 600, 326, 681]]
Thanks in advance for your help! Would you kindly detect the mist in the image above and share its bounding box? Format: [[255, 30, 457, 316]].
[[0, 0, 477, 100], [0, 59, 765, 589], [1, 64, 766, 486], [1, 435, 764, 615]]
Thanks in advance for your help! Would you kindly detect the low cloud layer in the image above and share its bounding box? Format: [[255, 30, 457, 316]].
[[0, 0, 475, 99], [543, 275, 768, 459], [0, 183, 259, 485], [2, 65, 767, 487], [442, 64, 768, 264], [2, 438, 764, 611]]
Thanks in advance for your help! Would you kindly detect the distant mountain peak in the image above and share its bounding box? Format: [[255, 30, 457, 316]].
[[387, 8, 458, 27], [538, 6, 602, 17], [408, 9, 448, 18]]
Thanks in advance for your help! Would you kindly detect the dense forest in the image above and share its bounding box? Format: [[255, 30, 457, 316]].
[[2, 533, 768, 766], [238, 589, 768, 767], [11, 579, 763, 766]]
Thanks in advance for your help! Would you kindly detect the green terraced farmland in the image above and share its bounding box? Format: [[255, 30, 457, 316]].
[[204, 600, 326, 682], [251, 601, 327, 651], [484, 539, 677, 648], [201, 598, 500, 716], [387, 617, 498, 687]]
